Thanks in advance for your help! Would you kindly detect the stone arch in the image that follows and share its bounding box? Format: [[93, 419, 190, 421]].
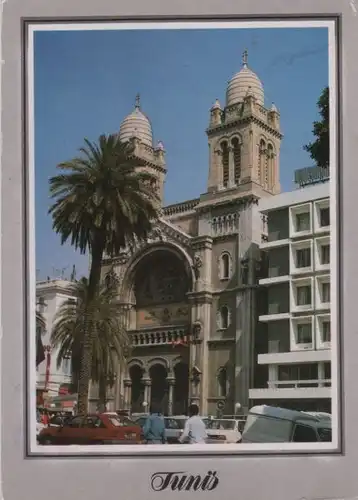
[[147, 356, 169, 370], [120, 241, 195, 304], [127, 357, 145, 369]]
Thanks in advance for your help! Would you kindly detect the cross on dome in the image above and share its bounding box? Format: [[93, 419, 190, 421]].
[[242, 49, 248, 67], [135, 93, 141, 109]]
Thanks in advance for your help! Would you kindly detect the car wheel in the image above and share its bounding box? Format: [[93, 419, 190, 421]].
[[42, 438, 53, 445]]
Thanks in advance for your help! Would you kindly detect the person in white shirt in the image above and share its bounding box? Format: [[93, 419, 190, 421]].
[[179, 403, 208, 444]]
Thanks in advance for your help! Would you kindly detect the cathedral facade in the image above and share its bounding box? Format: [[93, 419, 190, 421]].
[[102, 52, 282, 417]]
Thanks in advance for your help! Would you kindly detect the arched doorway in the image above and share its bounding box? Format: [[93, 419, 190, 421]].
[[149, 364, 168, 413], [173, 362, 189, 415], [129, 365, 144, 413]]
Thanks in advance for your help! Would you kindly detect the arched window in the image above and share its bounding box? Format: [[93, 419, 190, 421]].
[[217, 367, 228, 397], [258, 139, 266, 185], [219, 252, 232, 280], [231, 137, 242, 185], [217, 305, 231, 329], [221, 141, 229, 188], [267, 143, 274, 189]]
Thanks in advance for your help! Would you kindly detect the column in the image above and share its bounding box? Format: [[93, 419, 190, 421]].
[[167, 378, 175, 416], [228, 146, 235, 187], [123, 379, 132, 410], [142, 378, 152, 410], [317, 362, 325, 388]]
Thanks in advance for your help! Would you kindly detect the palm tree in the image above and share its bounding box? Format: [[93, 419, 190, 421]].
[[36, 310, 46, 367], [51, 277, 130, 411], [49, 134, 159, 414]]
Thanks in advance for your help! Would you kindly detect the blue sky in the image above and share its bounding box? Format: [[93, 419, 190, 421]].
[[34, 25, 328, 280]]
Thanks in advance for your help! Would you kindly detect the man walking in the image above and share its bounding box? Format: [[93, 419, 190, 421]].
[[143, 402, 166, 444], [179, 403, 208, 444]]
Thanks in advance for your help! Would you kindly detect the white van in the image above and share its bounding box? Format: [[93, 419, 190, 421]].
[[241, 405, 332, 443]]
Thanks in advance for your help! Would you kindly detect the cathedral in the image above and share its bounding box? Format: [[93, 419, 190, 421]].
[[101, 51, 282, 417]]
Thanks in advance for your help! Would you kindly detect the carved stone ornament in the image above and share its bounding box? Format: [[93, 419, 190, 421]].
[[192, 254, 203, 280]]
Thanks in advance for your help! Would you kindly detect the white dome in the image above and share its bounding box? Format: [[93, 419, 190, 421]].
[[226, 54, 264, 107], [119, 95, 153, 147]]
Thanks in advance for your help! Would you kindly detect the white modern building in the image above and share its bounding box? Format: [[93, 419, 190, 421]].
[[249, 178, 332, 412], [36, 279, 74, 402]]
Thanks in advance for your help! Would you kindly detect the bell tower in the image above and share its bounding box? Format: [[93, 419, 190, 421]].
[[206, 50, 282, 195]]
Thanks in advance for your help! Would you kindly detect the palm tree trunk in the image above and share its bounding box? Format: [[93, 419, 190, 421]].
[[77, 244, 104, 415]]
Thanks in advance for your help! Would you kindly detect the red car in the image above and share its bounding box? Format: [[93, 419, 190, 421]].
[[38, 413, 142, 445]]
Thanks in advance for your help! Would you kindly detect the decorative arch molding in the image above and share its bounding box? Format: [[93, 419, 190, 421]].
[[120, 240, 195, 303], [148, 356, 170, 370], [127, 357, 145, 369], [172, 356, 187, 369]]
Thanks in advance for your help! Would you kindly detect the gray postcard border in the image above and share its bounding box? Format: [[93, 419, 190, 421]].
[[22, 15, 343, 459], [4, 2, 358, 500]]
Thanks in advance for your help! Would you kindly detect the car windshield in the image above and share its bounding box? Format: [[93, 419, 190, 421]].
[[317, 427, 332, 442], [206, 419, 236, 430], [109, 416, 136, 427], [165, 418, 186, 429]]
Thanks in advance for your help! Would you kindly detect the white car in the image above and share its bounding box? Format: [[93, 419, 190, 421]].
[[204, 418, 242, 443]]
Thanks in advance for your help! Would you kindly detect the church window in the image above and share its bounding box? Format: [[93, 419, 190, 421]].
[[217, 367, 228, 397], [217, 305, 231, 330], [231, 137, 242, 185], [259, 139, 266, 185], [267, 143, 274, 189], [221, 141, 229, 188], [219, 252, 232, 280]]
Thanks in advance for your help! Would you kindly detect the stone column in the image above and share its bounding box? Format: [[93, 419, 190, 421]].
[[167, 377, 175, 416], [123, 379, 132, 410], [142, 378, 152, 410], [228, 146, 235, 188]]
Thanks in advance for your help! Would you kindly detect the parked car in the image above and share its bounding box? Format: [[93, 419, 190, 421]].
[[133, 415, 188, 443], [241, 405, 332, 443], [38, 413, 142, 445], [204, 418, 242, 443]]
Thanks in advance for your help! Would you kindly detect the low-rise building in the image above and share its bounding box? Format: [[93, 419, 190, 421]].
[[249, 175, 331, 412]]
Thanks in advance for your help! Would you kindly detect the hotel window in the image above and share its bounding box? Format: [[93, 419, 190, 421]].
[[322, 321, 331, 343], [322, 282, 330, 303], [278, 363, 318, 382], [320, 207, 330, 227], [296, 285, 312, 306], [324, 362, 331, 379], [297, 323, 312, 344], [321, 244, 330, 265], [296, 212, 310, 232], [296, 248, 311, 268]]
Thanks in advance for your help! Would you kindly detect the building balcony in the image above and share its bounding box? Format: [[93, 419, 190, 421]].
[[257, 349, 331, 365], [128, 325, 190, 347], [259, 275, 290, 286], [249, 383, 331, 400]]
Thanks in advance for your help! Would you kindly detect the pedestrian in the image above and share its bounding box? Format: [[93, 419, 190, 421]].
[[143, 402, 166, 444], [179, 403, 208, 444], [41, 409, 49, 426]]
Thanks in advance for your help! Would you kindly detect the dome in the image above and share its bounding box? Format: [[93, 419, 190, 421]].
[[226, 50, 264, 107], [119, 94, 153, 147]]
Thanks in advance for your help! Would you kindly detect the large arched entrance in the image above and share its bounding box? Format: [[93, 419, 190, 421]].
[[124, 245, 193, 415]]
